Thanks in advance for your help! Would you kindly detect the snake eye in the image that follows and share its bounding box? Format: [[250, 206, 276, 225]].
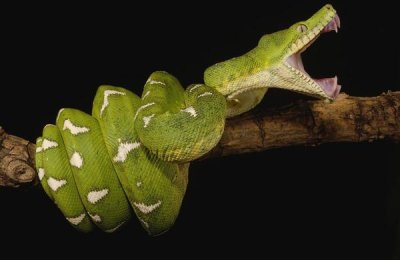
[[297, 24, 308, 32]]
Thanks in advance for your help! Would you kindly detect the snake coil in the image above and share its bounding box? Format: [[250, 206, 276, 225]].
[[35, 71, 226, 235]]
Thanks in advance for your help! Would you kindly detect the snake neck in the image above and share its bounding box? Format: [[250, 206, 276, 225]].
[[216, 67, 277, 118]]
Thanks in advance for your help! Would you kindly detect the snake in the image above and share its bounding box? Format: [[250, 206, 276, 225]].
[[35, 4, 340, 235]]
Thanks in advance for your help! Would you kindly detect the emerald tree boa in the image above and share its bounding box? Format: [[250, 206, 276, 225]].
[[35, 5, 341, 235]]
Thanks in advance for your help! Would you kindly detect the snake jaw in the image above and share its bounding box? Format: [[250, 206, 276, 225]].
[[284, 8, 342, 100], [204, 4, 342, 117]]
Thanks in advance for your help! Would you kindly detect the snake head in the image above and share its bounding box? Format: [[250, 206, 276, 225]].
[[205, 4, 341, 117], [258, 4, 341, 100]]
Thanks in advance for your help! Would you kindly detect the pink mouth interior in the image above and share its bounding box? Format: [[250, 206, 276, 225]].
[[314, 77, 341, 98], [287, 14, 342, 99]]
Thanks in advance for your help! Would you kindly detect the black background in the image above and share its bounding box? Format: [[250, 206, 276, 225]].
[[0, 0, 399, 258]]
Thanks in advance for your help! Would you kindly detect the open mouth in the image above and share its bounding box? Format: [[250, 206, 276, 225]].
[[286, 12, 341, 99]]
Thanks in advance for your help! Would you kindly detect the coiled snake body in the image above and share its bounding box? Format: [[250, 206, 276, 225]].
[[36, 72, 225, 235], [35, 5, 340, 235]]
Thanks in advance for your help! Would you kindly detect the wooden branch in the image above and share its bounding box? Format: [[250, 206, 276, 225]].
[[0, 127, 37, 188], [1, 91, 399, 188], [206, 91, 400, 158]]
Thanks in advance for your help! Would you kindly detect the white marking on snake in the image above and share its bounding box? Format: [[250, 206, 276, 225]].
[[133, 200, 162, 214], [36, 138, 43, 152], [198, 92, 213, 98], [143, 114, 155, 128], [87, 189, 109, 204], [143, 90, 150, 99], [139, 217, 149, 228], [147, 80, 165, 86], [70, 152, 83, 168], [47, 177, 67, 191], [189, 84, 202, 92], [181, 106, 197, 117], [88, 212, 102, 223], [100, 90, 126, 116], [63, 119, 90, 135], [66, 213, 86, 225], [113, 141, 141, 162], [38, 168, 45, 181], [136, 181, 142, 187], [134, 102, 155, 120], [56, 108, 65, 121], [41, 139, 59, 151], [105, 221, 125, 233]]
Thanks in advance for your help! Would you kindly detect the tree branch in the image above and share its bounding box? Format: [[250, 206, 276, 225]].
[[1, 92, 399, 188], [0, 126, 37, 188], [206, 91, 400, 158]]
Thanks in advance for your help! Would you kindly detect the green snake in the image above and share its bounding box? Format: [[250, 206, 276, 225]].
[[35, 5, 341, 235]]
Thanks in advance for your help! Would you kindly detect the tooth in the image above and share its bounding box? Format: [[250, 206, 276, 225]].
[[323, 22, 333, 33], [326, 21, 336, 32], [334, 14, 341, 28]]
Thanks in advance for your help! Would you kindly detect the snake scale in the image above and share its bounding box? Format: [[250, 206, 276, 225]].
[[35, 5, 340, 235]]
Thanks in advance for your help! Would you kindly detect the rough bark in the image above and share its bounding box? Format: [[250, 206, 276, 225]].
[[0, 127, 37, 188], [206, 91, 400, 158], [1, 92, 399, 188]]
